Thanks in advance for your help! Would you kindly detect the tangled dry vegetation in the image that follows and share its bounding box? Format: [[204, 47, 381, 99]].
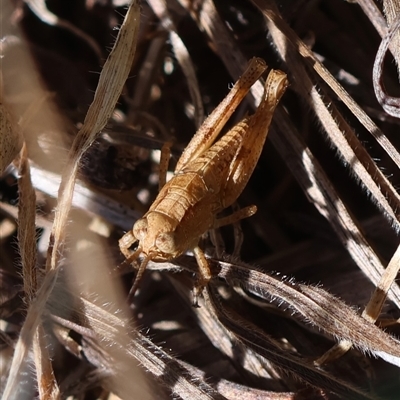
[[2, 0, 400, 399]]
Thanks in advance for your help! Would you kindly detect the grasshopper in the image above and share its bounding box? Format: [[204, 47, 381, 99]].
[[119, 58, 288, 304]]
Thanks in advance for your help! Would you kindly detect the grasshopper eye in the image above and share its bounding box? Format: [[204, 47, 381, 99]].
[[155, 232, 175, 254], [133, 218, 148, 241]]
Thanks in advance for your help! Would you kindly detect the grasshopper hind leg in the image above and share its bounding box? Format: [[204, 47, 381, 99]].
[[213, 205, 257, 229]]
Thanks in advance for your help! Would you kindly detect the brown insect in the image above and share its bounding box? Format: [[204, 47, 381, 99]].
[[119, 58, 288, 304]]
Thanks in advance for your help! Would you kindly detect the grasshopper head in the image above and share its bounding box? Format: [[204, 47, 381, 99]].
[[133, 212, 179, 260]]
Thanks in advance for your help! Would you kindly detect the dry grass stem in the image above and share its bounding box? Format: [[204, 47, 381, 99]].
[[0, 93, 23, 175], [148, 0, 205, 128], [3, 1, 141, 397], [16, 143, 37, 300], [24, 0, 102, 59], [358, 0, 389, 38], [15, 143, 60, 398], [373, 14, 400, 117], [382, 0, 400, 73]]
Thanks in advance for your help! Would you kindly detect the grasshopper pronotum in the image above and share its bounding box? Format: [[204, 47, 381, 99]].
[[119, 58, 288, 304]]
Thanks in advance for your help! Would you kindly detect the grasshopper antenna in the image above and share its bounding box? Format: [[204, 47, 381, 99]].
[[128, 253, 151, 302], [117, 245, 142, 273]]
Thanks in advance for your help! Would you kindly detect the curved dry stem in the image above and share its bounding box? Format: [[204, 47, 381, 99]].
[[373, 14, 400, 117]]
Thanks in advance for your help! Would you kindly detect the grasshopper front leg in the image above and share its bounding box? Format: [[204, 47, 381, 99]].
[[192, 246, 212, 307], [119, 230, 138, 260], [191, 206, 257, 306]]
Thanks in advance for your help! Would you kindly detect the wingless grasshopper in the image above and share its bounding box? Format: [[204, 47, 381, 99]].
[[119, 58, 288, 304]]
